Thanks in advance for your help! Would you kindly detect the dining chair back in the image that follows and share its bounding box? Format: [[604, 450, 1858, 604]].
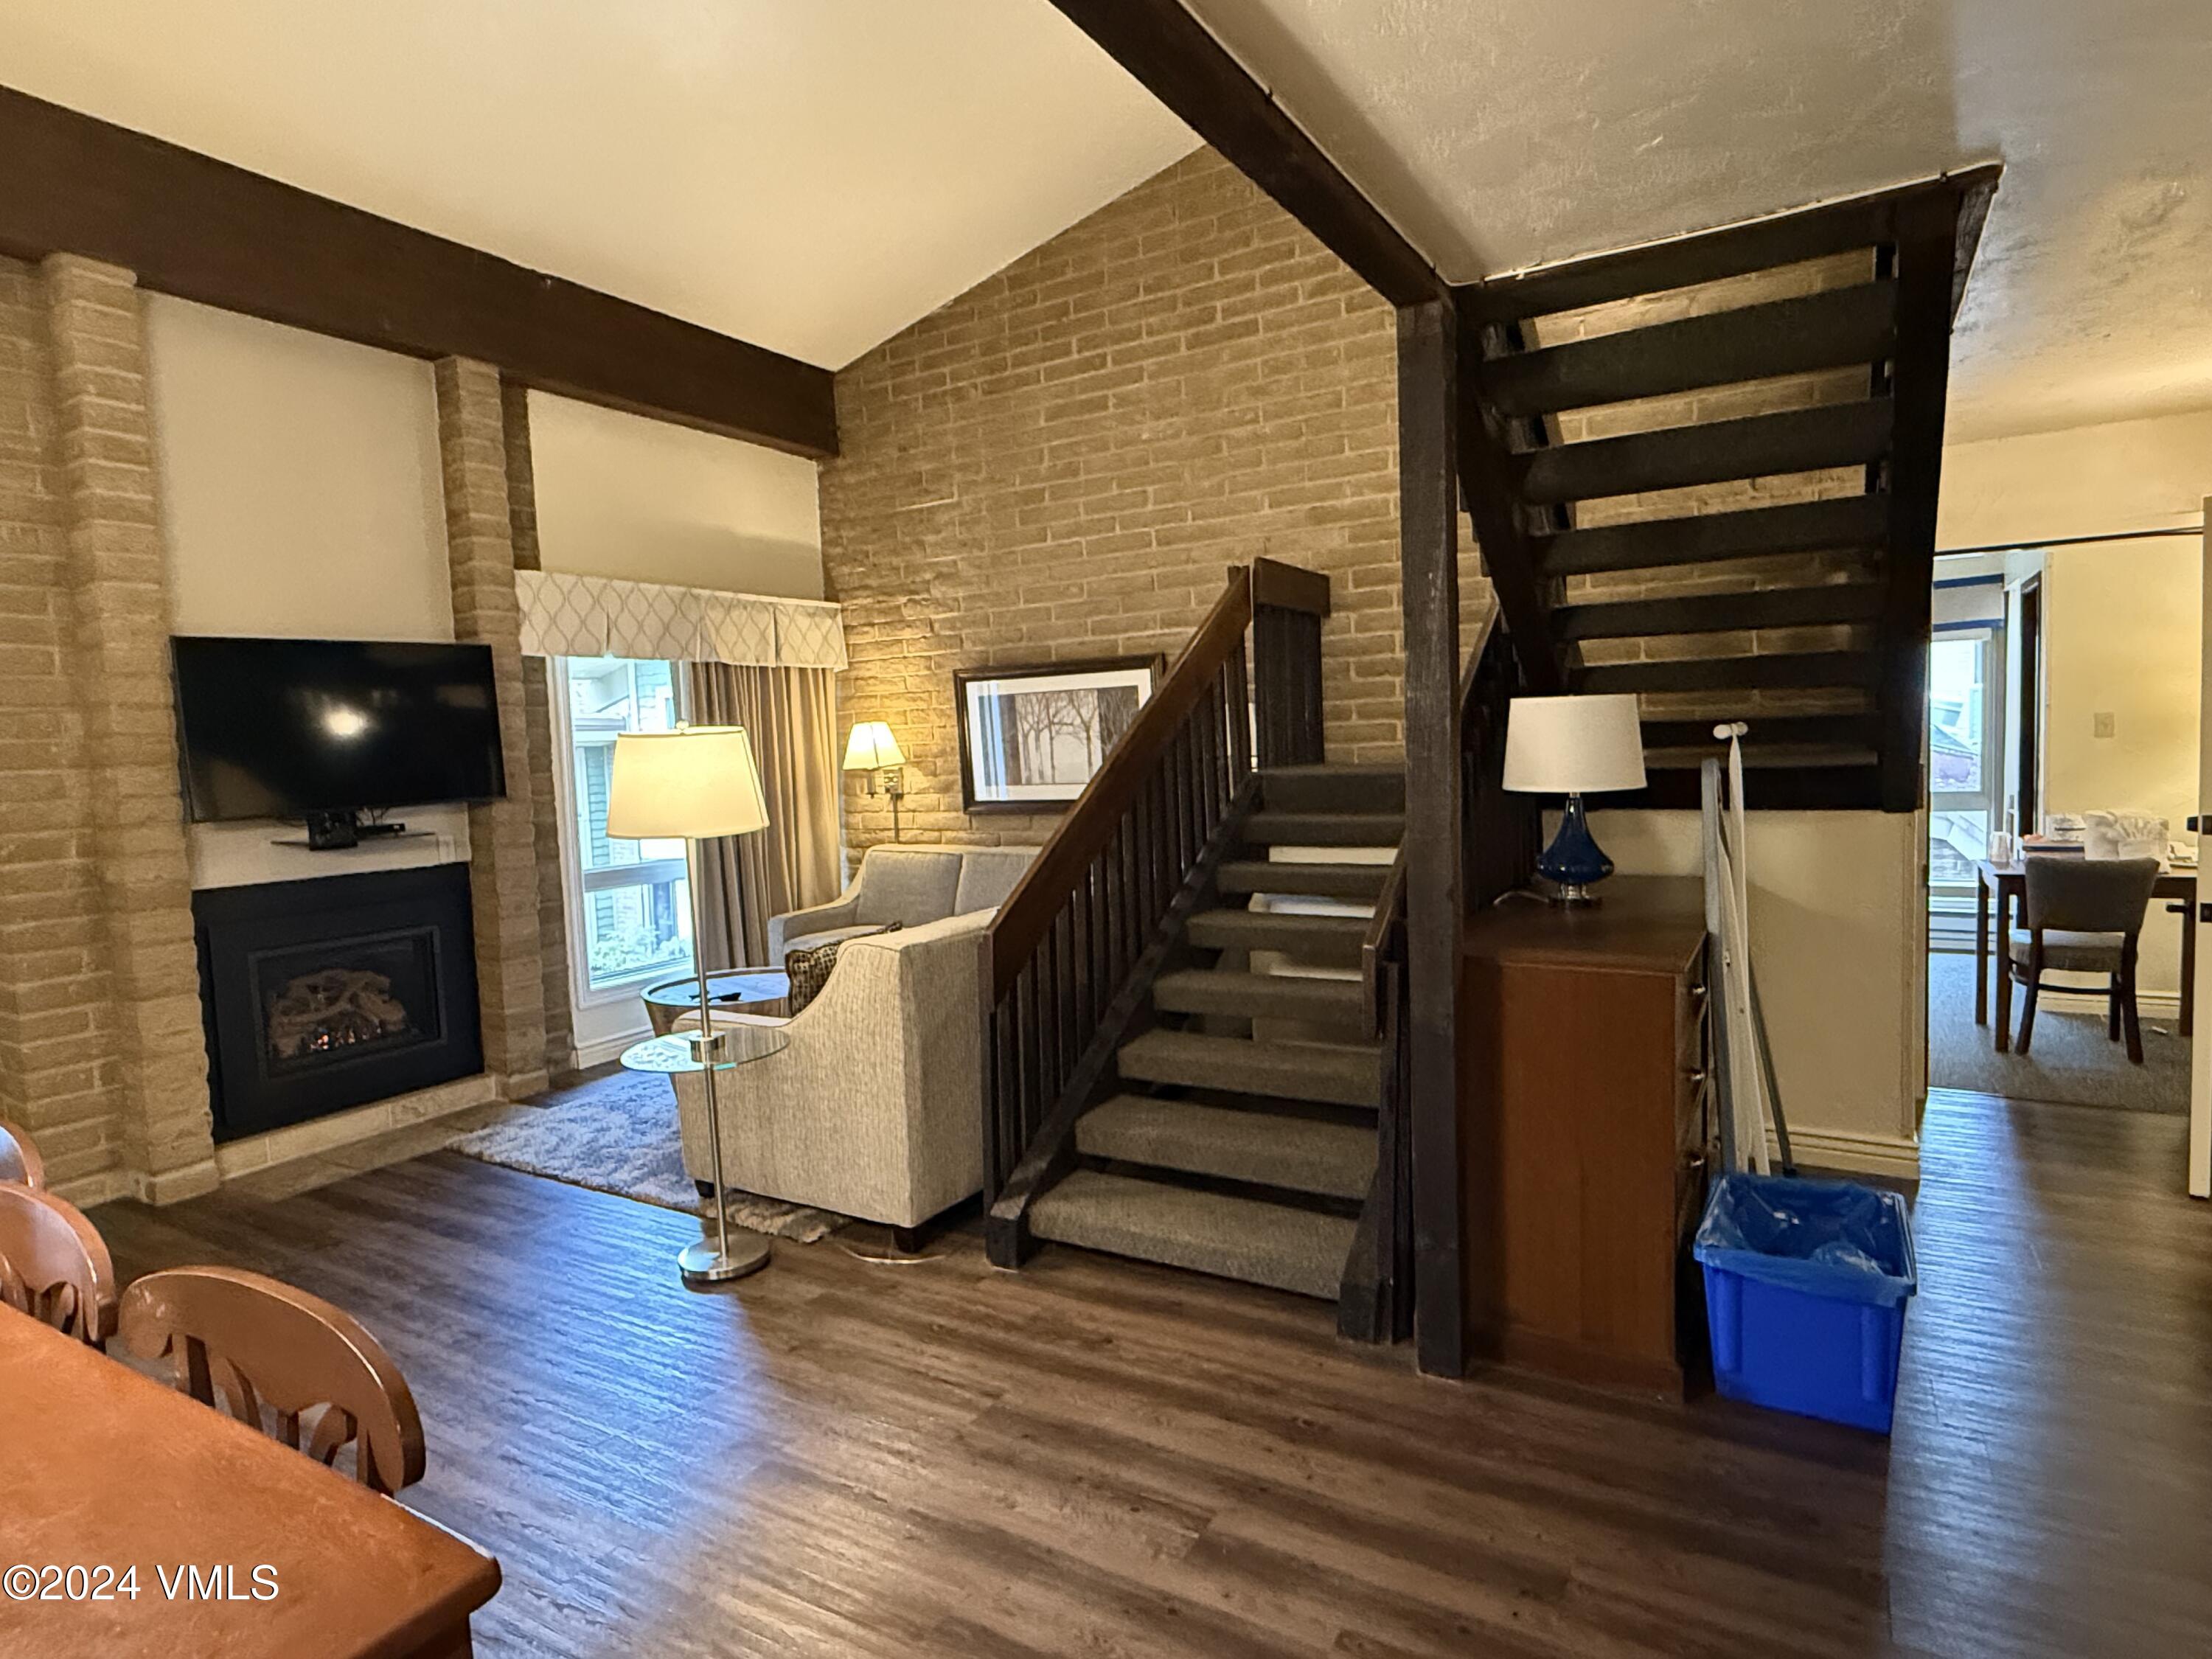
[[2014, 855, 2162, 1061], [119, 1265, 427, 1495], [0, 1119, 44, 1188], [0, 1183, 118, 1345], [2022, 855, 2161, 936]]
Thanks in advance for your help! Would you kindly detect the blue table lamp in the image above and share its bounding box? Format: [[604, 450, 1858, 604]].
[[1503, 693, 1648, 905]]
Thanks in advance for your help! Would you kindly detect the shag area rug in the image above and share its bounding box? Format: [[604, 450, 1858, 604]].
[[447, 1065, 842, 1241]]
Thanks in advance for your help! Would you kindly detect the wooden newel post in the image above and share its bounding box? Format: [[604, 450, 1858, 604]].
[[1397, 299, 1466, 1377]]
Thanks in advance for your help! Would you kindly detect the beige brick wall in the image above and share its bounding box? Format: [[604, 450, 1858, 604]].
[[436, 357, 550, 1098], [820, 149, 1486, 851]]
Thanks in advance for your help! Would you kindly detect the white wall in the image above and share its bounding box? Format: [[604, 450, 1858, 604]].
[[1941, 411, 2210, 1004], [528, 391, 824, 598], [1939, 411, 2212, 546], [1600, 810, 1925, 1169], [145, 297, 470, 887]]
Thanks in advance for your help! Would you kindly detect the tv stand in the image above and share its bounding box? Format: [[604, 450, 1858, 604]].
[[293, 810, 412, 851]]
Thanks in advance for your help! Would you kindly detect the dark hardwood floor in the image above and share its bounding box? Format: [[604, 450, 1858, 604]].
[[92, 1089, 2212, 1658]]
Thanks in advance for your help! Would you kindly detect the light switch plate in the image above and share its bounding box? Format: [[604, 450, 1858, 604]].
[[2093, 712, 2117, 739]]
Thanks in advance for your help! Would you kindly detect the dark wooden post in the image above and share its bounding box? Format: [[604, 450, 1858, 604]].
[[1875, 188, 1963, 813], [1397, 299, 1464, 1377]]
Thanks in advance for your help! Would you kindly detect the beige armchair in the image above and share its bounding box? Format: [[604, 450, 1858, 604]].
[[671, 909, 999, 1231]]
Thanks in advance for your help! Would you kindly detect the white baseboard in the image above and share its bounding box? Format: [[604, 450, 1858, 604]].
[[573, 1027, 650, 1069], [2037, 987, 2183, 1019], [1766, 1125, 1921, 1180]]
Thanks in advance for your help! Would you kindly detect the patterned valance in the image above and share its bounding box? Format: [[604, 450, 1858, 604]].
[[515, 571, 846, 669]]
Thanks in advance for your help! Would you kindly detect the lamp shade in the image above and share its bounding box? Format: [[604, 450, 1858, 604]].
[[605, 726, 769, 840], [1501, 694, 1647, 795], [842, 720, 905, 771]]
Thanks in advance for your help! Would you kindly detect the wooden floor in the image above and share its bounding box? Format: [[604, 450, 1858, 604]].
[[94, 1089, 2212, 1658]]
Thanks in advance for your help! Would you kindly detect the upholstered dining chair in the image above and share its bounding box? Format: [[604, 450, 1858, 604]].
[[2010, 855, 2162, 1062], [119, 1266, 427, 1496], [0, 1118, 45, 1187], [0, 1183, 118, 1346]]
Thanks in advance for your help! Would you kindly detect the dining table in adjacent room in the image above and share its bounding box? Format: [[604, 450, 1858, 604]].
[[1975, 856, 2198, 1051], [0, 1302, 499, 1658]]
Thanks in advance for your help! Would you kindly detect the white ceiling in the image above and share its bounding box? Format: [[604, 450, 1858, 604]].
[[0, 0, 1198, 371], [1184, 0, 2212, 442]]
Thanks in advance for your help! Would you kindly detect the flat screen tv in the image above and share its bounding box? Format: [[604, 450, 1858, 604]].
[[172, 636, 507, 826]]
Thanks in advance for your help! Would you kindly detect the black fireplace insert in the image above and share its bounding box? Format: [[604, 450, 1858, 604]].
[[193, 864, 484, 1141]]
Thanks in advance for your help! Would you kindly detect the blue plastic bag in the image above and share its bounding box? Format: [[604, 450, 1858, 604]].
[[1693, 1172, 1915, 1309]]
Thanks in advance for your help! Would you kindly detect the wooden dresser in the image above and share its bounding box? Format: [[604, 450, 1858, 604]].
[[1458, 876, 1714, 1392]]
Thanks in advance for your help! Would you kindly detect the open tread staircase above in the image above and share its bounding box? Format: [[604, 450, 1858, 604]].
[[1455, 167, 1998, 812]]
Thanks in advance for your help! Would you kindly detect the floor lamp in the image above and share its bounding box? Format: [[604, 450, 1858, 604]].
[[607, 724, 773, 1286]]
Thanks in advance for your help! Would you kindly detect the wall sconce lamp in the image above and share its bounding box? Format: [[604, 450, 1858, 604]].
[[842, 720, 908, 841]]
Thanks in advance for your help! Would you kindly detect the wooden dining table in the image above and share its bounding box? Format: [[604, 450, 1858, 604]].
[[1975, 857, 2197, 1052], [0, 1304, 499, 1658]]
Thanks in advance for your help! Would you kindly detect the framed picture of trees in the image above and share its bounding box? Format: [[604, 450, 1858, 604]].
[[953, 655, 1163, 814]]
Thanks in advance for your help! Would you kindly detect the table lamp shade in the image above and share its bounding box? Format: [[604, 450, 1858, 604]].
[[1502, 694, 1648, 794], [842, 720, 905, 771], [605, 726, 769, 840]]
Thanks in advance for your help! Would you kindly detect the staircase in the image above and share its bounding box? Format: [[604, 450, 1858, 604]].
[[1026, 762, 1402, 1301], [1456, 167, 2000, 811]]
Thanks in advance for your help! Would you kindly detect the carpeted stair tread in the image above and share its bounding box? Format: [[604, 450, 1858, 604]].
[[1118, 1028, 1380, 1108], [1152, 967, 1367, 1024], [1217, 859, 1392, 900], [1256, 764, 1407, 815], [1243, 810, 1406, 847], [1186, 907, 1369, 965], [1029, 1169, 1357, 1300], [1077, 1095, 1376, 1199]]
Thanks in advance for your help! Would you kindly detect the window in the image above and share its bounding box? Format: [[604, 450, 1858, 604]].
[[557, 657, 692, 994], [1929, 630, 2003, 897]]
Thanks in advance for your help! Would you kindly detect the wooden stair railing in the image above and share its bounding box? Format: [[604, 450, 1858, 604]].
[[1339, 609, 1537, 1343], [1453, 166, 2000, 812], [983, 559, 1331, 1267]]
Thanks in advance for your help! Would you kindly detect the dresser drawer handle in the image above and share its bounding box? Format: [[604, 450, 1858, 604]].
[[1684, 1069, 1708, 1087]]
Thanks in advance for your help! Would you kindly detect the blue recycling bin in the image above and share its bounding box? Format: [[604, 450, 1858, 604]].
[[1694, 1172, 1917, 1433]]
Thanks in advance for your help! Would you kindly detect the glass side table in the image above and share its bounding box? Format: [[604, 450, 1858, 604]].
[[621, 1021, 790, 1286]]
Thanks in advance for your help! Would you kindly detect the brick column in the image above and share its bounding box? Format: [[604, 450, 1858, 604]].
[[41, 255, 215, 1202], [0, 258, 121, 1195], [434, 357, 549, 1099], [501, 378, 574, 1075]]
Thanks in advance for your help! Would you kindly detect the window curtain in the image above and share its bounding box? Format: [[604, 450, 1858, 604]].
[[684, 663, 842, 970]]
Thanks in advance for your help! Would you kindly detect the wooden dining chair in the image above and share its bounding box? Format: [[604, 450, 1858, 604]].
[[0, 1183, 118, 1345], [118, 1265, 427, 1495], [2010, 855, 2162, 1062], [0, 1118, 46, 1188]]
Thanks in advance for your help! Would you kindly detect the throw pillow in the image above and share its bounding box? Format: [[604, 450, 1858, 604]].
[[785, 922, 902, 1014]]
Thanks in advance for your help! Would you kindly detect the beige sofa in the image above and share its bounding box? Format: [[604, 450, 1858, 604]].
[[673, 845, 1035, 1230]]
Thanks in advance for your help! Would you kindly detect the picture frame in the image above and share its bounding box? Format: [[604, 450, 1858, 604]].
[[953, 655, 1164, 815]]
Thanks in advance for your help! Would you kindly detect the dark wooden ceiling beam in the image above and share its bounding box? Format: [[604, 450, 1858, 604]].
[[1043, 0, 1445, 307], [0, 85, 837, 457]]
